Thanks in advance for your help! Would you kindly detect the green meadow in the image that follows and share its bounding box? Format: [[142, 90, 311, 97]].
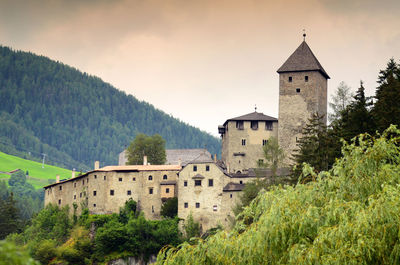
[[0, 151, 72, 189]]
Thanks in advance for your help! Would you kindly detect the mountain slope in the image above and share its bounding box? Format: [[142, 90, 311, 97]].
[[0, 45, 220, 171]]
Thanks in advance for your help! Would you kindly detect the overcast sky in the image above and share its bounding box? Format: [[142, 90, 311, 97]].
[[0, 0, 399, 136]]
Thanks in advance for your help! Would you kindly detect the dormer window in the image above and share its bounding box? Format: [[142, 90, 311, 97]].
[[251, 121, 258, 130], [266, 121, 273, 131], [236, 121, 244, 130]]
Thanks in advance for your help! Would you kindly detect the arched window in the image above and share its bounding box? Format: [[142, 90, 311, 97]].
[[148, 175, 153, 181]]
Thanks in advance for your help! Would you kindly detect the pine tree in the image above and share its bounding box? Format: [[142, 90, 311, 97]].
[[372, 58, 400, 132]]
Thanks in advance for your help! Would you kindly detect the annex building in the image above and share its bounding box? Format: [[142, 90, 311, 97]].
[[44, 36, 329, 232]]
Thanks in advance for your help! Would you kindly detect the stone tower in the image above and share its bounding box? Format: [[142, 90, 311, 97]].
[[277, 39, 330, 163], [218, 111, 278, 173]]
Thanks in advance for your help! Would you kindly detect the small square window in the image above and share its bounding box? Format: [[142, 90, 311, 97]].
[[93, 191, 97, 196], [59, 185, 62, 191], [127, 190, 131, 195], [74, 182, 76, 188], [80, 192, 82, 198], [58, 199, 61, 205], [74, 195, 76, 200], [148, 175, 153, 181], [93, 204, 96, 207], [289, 76, 292, 82], [241, 139, 246, 146], [195, 180, 202, 186], [110, 190, 114, 196], [206, 165, 210, 171], [149, 188, 153, 194], [184, 202, 188, 208], [296, 88, 301, 93], [184, 181, 188, 187], [195, 202, 200, 208], [193, 165, 197, 172], [163, 175, 168, 180], [240, 180, 243, 184], [119, 177, 122, 182], [230, 194, 233, 198], [94, 175, 97, 179], [262, 139, 268, 146], [305, 76, 309, 82], [213, 205, 217, 211], [166, 188, 170, 193], [133, 177, 136, 181], [104, 175, 106, 180], [258, 159, 264, 167], [208, 179, 214, 187]]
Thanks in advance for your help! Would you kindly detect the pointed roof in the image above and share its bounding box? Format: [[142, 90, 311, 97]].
[[277, 41, 330, 79]]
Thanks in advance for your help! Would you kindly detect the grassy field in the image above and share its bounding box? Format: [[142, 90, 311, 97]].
[[0, 151, 73, 189]]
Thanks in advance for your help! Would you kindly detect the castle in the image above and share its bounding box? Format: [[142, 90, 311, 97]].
[[44, 36, 329, 232]]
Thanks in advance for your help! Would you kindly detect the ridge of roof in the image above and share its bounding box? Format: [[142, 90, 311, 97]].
[[223, 111, 277, 126], [277, 41, 330, 79]]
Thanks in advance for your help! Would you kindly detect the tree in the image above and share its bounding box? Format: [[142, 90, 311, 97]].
[[160, 197, 178, 218], [126, 133, 167, 165], [329, 81, 353, 123], [372, 58, 400, 132], [261, 137, 285, 176], [183, 213, 201, 240]]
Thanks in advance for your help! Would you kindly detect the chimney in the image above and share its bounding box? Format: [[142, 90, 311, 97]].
[[94, 161, 100, 170], [56, 175, 60, 183], [214, 154, 217, 163], [72, 168, 76, 178], [143, 155, 148, 166]]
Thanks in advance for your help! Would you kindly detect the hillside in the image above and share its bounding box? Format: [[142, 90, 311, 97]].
[[0, 151, 72, 189], [0, 45, 220, 171]]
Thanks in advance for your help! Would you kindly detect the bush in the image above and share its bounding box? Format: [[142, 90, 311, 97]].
[[160, 197, 178, 218], [32, 239, 57, 265], [0, 240, 39, 265]]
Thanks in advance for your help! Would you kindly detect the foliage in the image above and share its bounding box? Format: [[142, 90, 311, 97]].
[[0, 45, 220, 170], [328, 81, 353, 123], [126, 133, 167, 165], [233, 178, 267, 218], [183, 213, 201, 240], [156, 125, 400, 264], [161, 197, 178, 218], [0, 192, 22, 239], [0, 240, 39, 265], [261, 136, 285, 175]]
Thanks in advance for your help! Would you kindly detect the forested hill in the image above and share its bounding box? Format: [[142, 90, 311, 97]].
[[0, 45, 220, 171]]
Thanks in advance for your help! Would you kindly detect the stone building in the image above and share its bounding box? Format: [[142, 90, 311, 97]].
[[277, 39, 329, 162], [44, 163, 181, 219], [218, 112, 278, 173]]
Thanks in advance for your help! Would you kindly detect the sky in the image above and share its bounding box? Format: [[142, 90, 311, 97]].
[[0, 0, 399, 136]]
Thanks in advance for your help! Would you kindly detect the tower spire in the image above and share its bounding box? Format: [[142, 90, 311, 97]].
[[303, 29, 306, 41]]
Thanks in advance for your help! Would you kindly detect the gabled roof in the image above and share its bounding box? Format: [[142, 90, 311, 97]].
[[223, 111, 277, 126], [166, 149, 212, 166], [223, 182, 245, 192], [277, 41, 330, 79]]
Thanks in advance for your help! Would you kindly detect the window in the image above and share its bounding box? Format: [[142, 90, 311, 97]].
[[166, 188, 170, 194], [59, 185, 62, 191], [119, 177, 122, 182], [74, 182, 76, 188], [241, 139, 246, 146], [206, 165, 210, 171], [104, 175, 106, 180], [152, 206, 154, 213], [258, 159, 264, 167], [195, 202, 200, 208], [87, 178, 89, 183], [149, 188, 153, 194], [266, 121, 273, 131], [240, 180, 243, 184], [193, 165, 197, 172], [93, 204, 96, 207], [230, 194, 233, 198], [262, 139, 268, 146], [184, 181, 188, 187], [74, 195, 76, 200], [80, 192, 82, 198], [163, 174, 168, 180], [148, 175, 153, 181], [208, 179, 214, 187], [296, 88, 301, 93], [213, 205, 217, 211], [236, 121, 244, 130], [251, 121, 258, 130], [58, 199, 61, 205], [195, 180, 202, 186], [94, 175, 97, 179], [83, 191, 86, 197], [305, 75, 309, 82], [127, 190, 131, 195], [289, 76, 292, 82], [93, 191, 97, 196], [132, 177, 136, 181], [110, 190, 114, 196], [184, 202, 188, 208], [83, 180, 85, 185]]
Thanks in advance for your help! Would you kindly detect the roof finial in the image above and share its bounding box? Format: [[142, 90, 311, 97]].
[[303, 29, 306, 41], [254, 104, 257, 112]]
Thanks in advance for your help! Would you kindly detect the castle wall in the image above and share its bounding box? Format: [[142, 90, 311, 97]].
[[222, 120, 278, 173], [278, 71, 327, 163]]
